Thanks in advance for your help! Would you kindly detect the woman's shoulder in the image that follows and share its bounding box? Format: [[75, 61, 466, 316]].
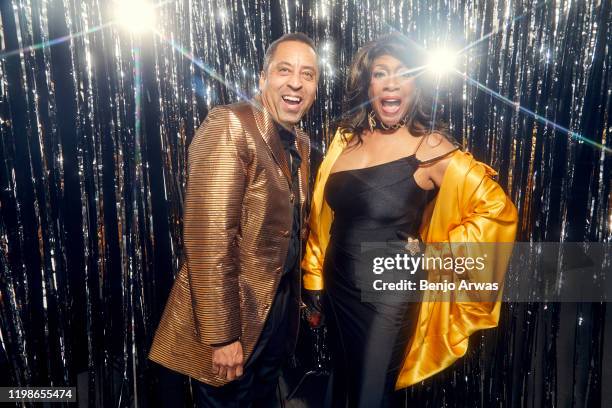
[[416, 132, 461, 165]]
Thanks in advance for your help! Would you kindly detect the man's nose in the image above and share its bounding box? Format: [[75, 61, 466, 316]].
[[287, 71, 303, 89]]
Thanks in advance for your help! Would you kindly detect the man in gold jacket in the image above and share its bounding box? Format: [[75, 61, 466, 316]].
[[302, 131, 518, 389], [149, 33, 319, 406]]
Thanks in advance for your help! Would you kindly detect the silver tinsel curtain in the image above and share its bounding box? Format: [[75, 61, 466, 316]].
[[0, 0, 610, 407]]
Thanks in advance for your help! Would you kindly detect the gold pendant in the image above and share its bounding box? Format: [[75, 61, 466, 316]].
[[368, 110, 377, 132]]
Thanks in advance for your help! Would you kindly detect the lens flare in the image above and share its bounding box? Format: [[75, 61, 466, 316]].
[[427, 48, 458, 75], [114, 0, 156, 33]]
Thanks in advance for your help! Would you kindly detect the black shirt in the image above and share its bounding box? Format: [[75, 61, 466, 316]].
[[276, 124, 302, 277]]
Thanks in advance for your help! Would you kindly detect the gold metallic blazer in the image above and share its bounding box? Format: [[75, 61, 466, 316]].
[[149, 99, 310, 386], [301, 130, 518, 389]]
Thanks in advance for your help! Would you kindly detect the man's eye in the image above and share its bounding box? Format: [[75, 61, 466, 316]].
[[303, 71, 314, 80], [279, 67, 290, 73]]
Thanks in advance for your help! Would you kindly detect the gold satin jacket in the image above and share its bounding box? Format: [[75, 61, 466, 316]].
[[301, 130, 518, 389], [149, 100, 310, 386]]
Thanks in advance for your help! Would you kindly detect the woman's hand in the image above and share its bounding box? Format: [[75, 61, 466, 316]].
[[302, 289, 324, 328]]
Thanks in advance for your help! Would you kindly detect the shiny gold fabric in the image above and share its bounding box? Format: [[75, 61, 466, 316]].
[[149, 99, 310, 386], [301, 129, 518, 389]]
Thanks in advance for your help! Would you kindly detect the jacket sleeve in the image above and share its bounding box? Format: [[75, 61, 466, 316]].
[[447, 164, 518, 244], [183, 106, 247, 346], [301, 132, 345, 291], [301, 160, 326, 290], [446, 163, 518, 335]]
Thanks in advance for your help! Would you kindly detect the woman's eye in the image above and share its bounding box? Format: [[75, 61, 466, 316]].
[[373, 71, 385, 79], [400, 71, 414, 78]]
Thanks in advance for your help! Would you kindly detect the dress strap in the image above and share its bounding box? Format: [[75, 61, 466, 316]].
[[418, 146, 460, 165], [412, 134, 428, 156], [412, 133, 461, 165]]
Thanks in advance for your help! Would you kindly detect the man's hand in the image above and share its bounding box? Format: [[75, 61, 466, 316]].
[[211, 341, 244, 381]]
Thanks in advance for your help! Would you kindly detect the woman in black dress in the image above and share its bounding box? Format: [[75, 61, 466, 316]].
[[301, 33, 518, 407]]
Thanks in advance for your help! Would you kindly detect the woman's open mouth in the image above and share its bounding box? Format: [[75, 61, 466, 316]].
[[380, 98, 402, 115]]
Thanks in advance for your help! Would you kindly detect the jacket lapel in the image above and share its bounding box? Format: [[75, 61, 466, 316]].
[[295, 129, 310, 208], [250, 99, 292, 185]]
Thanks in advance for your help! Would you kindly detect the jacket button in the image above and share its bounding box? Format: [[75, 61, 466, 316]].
[[282, 230, 290, 237]]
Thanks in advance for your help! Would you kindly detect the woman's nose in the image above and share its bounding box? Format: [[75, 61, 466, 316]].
[[384, 75, 400, 90]]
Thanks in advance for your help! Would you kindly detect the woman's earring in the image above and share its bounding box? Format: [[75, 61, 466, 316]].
[[368, 111, 377, 132]]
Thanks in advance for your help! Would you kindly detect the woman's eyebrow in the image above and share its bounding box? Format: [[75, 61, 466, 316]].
[[372, 64, 390, 70]]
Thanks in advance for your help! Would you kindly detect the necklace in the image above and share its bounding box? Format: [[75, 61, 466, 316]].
[[368, 110, 407, 132]]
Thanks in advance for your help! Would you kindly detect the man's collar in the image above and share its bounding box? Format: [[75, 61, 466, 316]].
[[276, 122, 296, 138]]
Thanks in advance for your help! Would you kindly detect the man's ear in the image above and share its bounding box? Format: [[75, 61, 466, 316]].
[[258, 71, 266, 89]]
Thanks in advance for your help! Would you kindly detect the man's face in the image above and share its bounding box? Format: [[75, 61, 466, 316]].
[[259, 41, 318, 128]]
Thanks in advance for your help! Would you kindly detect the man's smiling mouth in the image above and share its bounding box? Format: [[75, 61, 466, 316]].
[[282, 95, 303, 105]]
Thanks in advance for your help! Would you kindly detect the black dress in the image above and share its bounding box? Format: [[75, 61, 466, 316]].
[[323, 154, 433, 408]]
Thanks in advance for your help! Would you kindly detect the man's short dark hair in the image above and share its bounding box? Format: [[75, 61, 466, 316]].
[[262, 32, 317, 74]]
